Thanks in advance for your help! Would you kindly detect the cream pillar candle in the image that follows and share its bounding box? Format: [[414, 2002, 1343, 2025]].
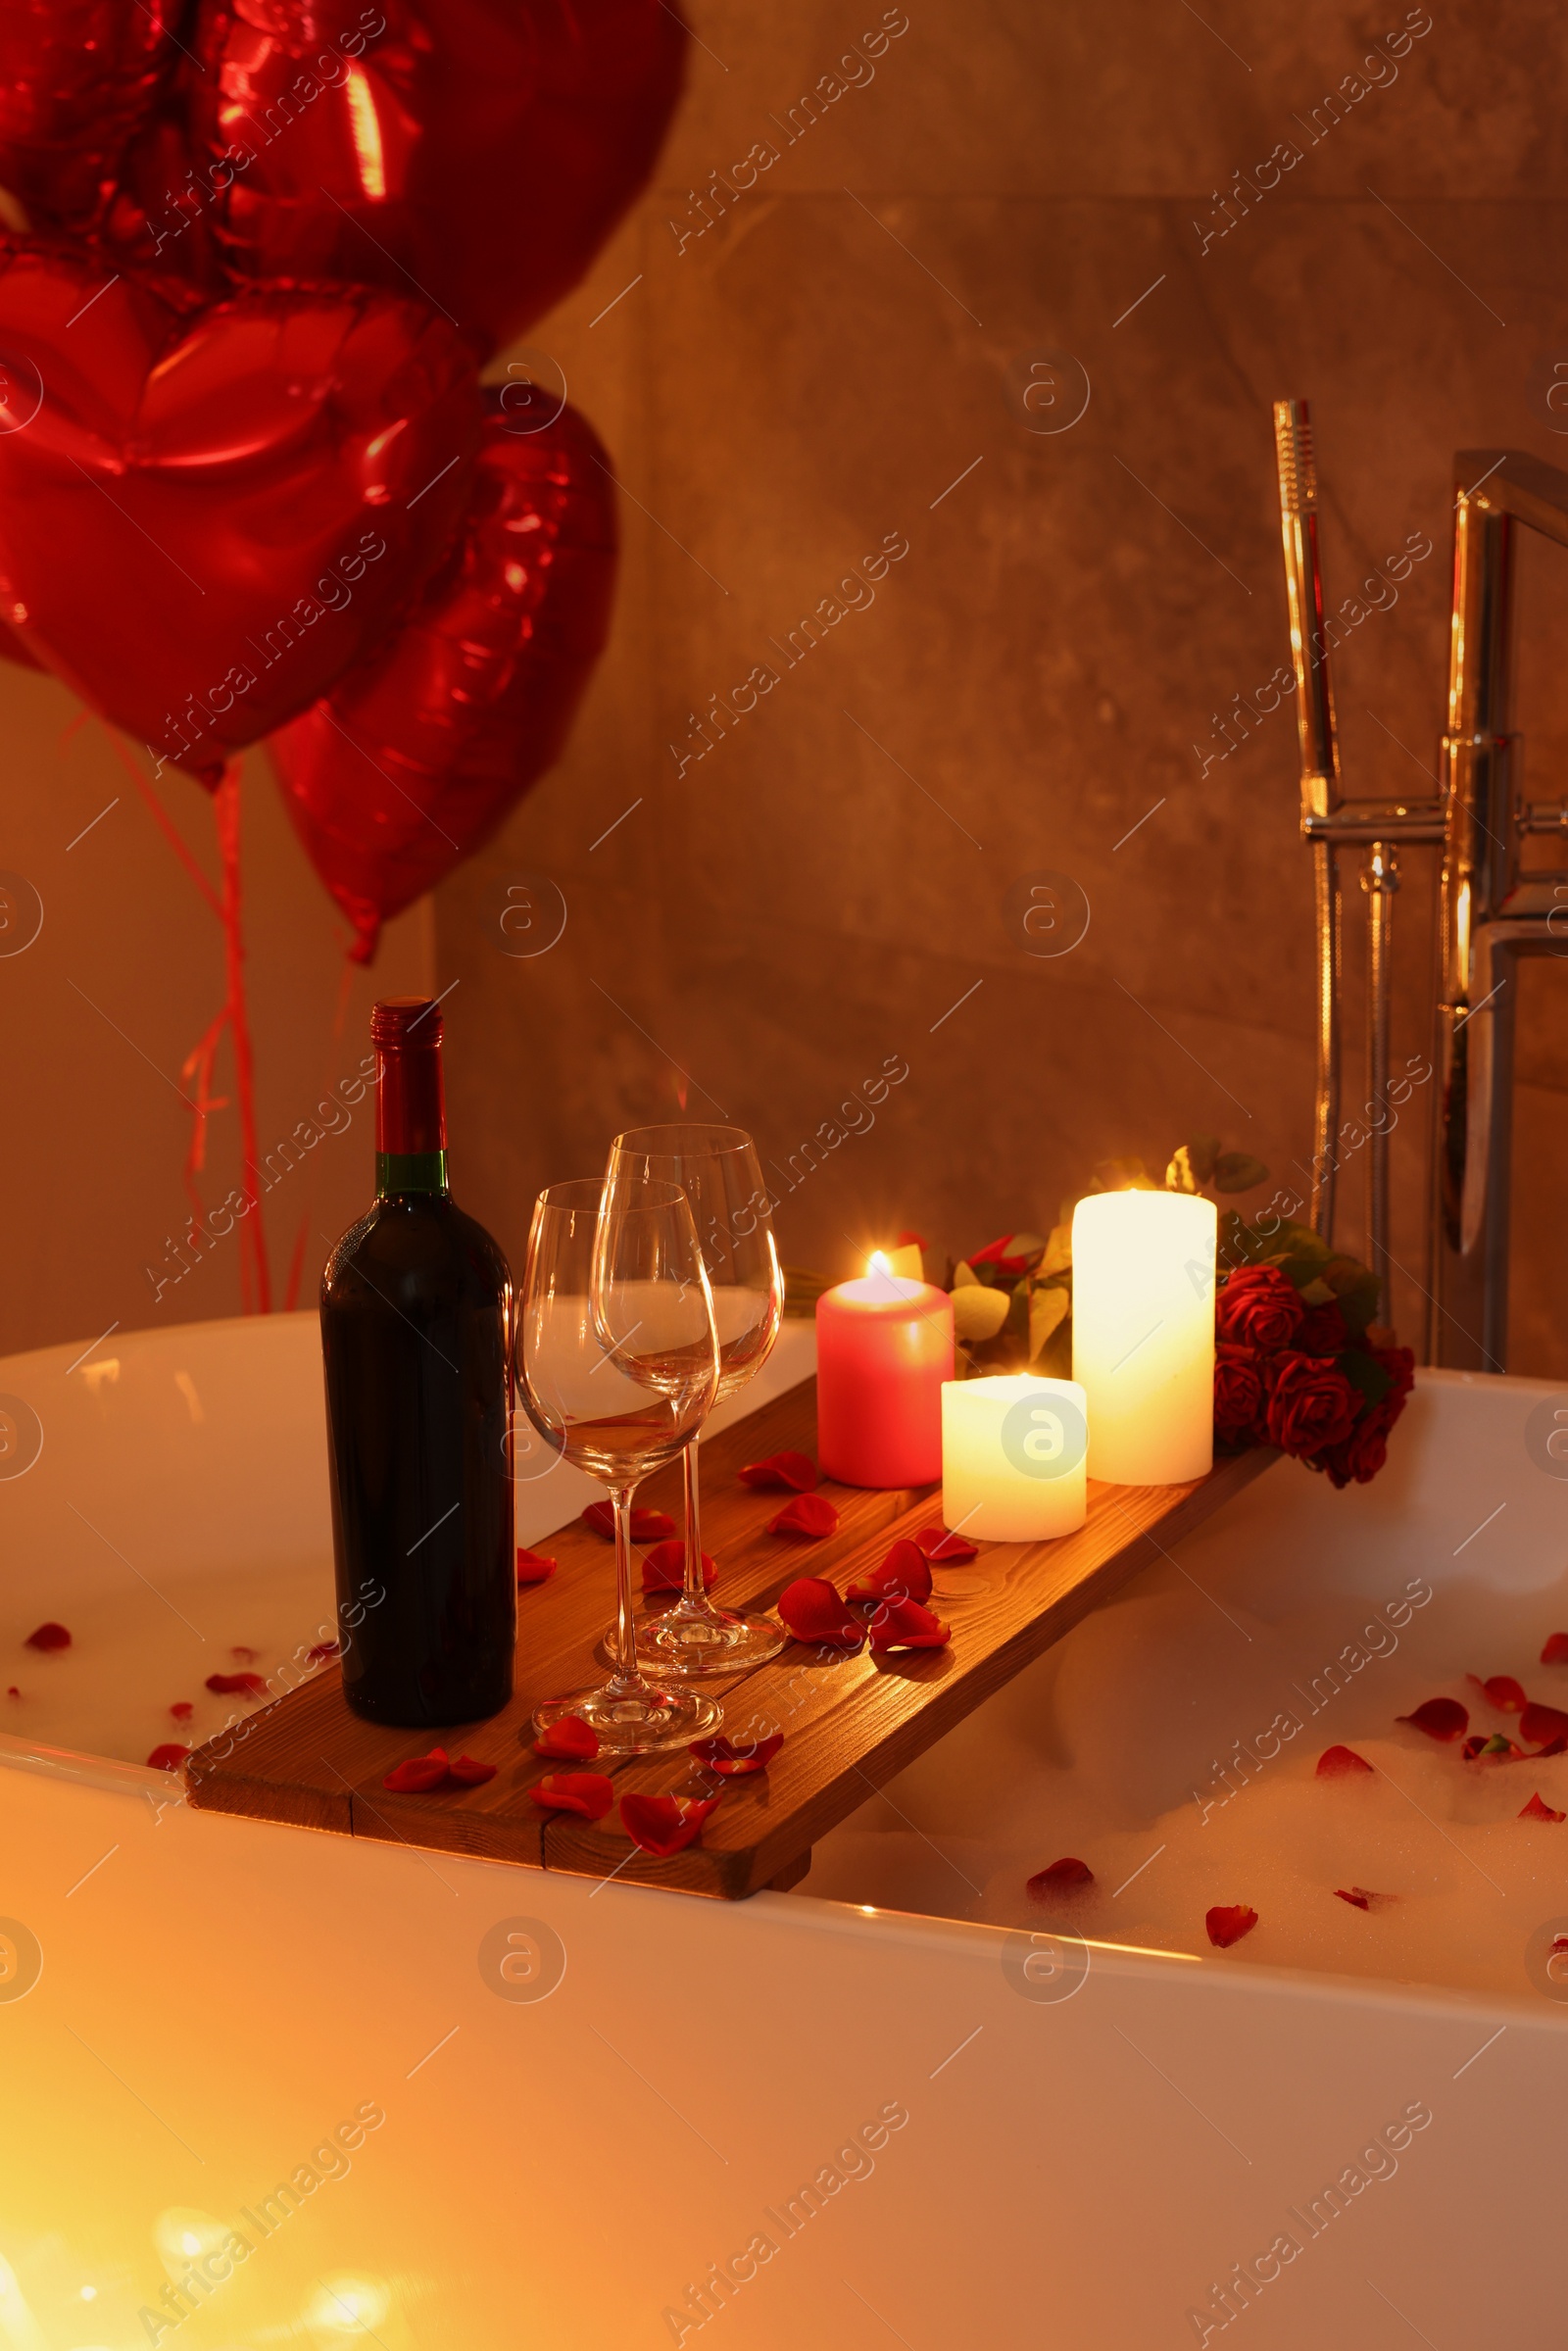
[[941, 1375, 1088, 1542], [1071, 1192, 1216, 1485]]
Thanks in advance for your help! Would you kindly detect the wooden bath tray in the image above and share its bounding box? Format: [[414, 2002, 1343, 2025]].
[[186, 1382, 1277, 1898]]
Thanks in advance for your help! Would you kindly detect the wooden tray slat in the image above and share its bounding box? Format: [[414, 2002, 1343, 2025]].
[[187, 1381, 1278, 1897]]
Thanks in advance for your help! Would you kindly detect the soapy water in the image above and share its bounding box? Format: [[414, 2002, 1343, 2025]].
[[9, 1365, 1568, 2005], [0, 1554, 337, 1773], [801, 1378, 1568, 2004]]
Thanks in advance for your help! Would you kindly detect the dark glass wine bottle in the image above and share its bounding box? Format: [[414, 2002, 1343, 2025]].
[[320, 997, 515, 1726]]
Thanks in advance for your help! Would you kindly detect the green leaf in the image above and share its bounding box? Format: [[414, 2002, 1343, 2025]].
[[1341, 1348, 1394, 1409], [1028, 1284, 1069, 1364], [1298, 1277, 1334, 1306], [1212, 1150, 1269, 1193], [1324, 1258, 1380, 1337], [1164, 1146, 1199, 1194], [952, 1283, 1011, 1342], [952, 1260, 981, 1287], [1040, 1223, 1072, 1276]]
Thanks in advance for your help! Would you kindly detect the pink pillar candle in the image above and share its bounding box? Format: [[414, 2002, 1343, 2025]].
[[815, 1266, 954, 1487]]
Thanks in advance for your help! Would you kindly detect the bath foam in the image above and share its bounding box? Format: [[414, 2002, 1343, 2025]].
[[0, 1556, 334, 1770], [800, 1380, 1568, 2004]]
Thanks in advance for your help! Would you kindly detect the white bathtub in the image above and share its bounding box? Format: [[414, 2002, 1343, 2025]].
[[0, 1312, 1563, 2349]]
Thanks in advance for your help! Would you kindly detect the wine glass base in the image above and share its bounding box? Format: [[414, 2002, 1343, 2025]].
[[533, 1684, 722, 1756], [635, 1605, 787, 1676]]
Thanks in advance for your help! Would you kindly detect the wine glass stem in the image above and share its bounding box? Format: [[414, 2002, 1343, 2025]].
[[611, 1484, 643, 1690], [683, 1439, 706, 1602]]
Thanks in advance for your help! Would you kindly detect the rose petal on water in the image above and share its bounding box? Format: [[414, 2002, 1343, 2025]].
[[1205, 1903, 1258, 1949], [1396, 1697, 1468, 1741]]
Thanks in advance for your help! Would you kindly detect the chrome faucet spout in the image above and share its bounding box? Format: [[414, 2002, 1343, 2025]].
[[1272, 416, 1568, 1371]]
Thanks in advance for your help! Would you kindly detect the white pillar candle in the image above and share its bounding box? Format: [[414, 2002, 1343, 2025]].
[[1071, 1191, 1215, 1485], [941, 1375, 1088, 1542]]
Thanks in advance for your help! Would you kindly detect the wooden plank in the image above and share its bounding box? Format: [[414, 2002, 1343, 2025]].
[[184, 1380, 930, 1857], [186, 1379, 1279, 1898]]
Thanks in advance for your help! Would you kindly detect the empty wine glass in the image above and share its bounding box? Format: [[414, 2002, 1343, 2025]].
[[517, 1176, 723, 1751], [606, 1124, 787, 1674]]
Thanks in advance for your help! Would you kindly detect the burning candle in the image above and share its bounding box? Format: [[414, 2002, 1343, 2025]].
[[1071, 1191, 1215, 1485], [815, 1254, 954, 1487], [941, 1375, 1088, 1541]]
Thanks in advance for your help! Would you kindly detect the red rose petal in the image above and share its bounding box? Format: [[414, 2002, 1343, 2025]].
[[1205, 1903, 1258, 1949], [642, 1539, 717, 1593], [766, 1494, 840, 1540], [580, 1502, 677, 1543], [205, 1671, 267, 1696], [738, 1450, 818, 1493], [1466, 1673, 1527, 1712], [1460, 1736, 1487, 1760], [1541, 1633, 1568, 1666], [620, 1791, 721, 1857], [530, 1771, 614, 1819], [867, 1594, 952, 1651], [776, 1576, 862, 1647], [448, 1754, 497, 1787], [1333, 1886, 1395, 1909], [847, 1539, 933, 1607], [533, 1714, 601, 1760], [307, 1640, 340, 1663], [1027, 1857, 1094, 1900], [1536, 1734, 1568, 1758], [1521, 1790, 1566, 1823], [169, 1701, 194, 1723], [1522, 1700, 1568, 1747], [913, 1525, 979, 1564], [895, 1229, 927, 1250], [146, 1743, 189, 1771], [24, 1622, 71, 1652], [1396, 1697, 1468, 1741], [230, 1644, 258, 1662], [382, 1747, 451, 1794], [689, 1733, 784, 1776], [1316, 1744, 1374, 1778], [5, 1688, 16, 1698], [516, 1546, 558, 1585]]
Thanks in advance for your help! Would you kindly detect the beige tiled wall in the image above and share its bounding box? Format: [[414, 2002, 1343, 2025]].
[[433, 0, 1568, 1376]]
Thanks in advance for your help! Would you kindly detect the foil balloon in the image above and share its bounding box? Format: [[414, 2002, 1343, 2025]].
[[269, 393, 616, 959], [0, 0, 179, 223], [187, 0, 687, 357], [0, 243, 480, 780]]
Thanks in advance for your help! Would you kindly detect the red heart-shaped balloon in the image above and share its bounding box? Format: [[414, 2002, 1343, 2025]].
[[0, 1, 177, 222], [269, 390, 614, 956], [186, 0, 685, 357], [0, 242, 479, 779]]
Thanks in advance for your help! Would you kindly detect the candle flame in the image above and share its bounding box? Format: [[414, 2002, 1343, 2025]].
[[867, 1249, 892, 1280]]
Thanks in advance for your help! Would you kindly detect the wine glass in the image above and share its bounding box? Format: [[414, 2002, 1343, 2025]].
[[516, 1177, 723, 1751], [606, 1124, 786, 1674]]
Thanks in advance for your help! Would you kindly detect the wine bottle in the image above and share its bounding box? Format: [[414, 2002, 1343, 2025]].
[[320, 996, 515, 1726]]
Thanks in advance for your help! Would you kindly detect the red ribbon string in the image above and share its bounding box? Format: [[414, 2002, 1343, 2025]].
[[100, 729, 271, 1313]]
